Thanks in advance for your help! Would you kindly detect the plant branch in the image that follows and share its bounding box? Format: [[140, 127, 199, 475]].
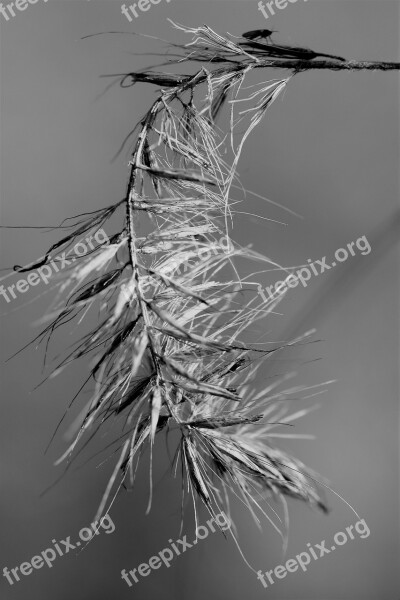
[[255, 59, 400, 72], [27, 21, 398, 544]]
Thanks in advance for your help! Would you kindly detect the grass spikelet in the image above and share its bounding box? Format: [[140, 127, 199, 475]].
[[13, 20, 393, 558]]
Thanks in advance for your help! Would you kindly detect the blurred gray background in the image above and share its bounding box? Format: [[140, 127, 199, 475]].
[[0, 1, 399, 599]]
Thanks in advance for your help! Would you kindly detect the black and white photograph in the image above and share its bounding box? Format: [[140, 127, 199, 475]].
[[0, 1, 399, 599]]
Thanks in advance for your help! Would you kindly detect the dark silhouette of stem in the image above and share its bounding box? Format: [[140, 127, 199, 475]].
[[255, 59, 400, 72]]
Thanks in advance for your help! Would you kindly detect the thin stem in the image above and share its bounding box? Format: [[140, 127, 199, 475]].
[[254, 59, 400, 72], [124, 98, 180, 420]]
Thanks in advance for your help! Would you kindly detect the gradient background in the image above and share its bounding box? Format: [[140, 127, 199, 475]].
[[0, 1, 399, 599]]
